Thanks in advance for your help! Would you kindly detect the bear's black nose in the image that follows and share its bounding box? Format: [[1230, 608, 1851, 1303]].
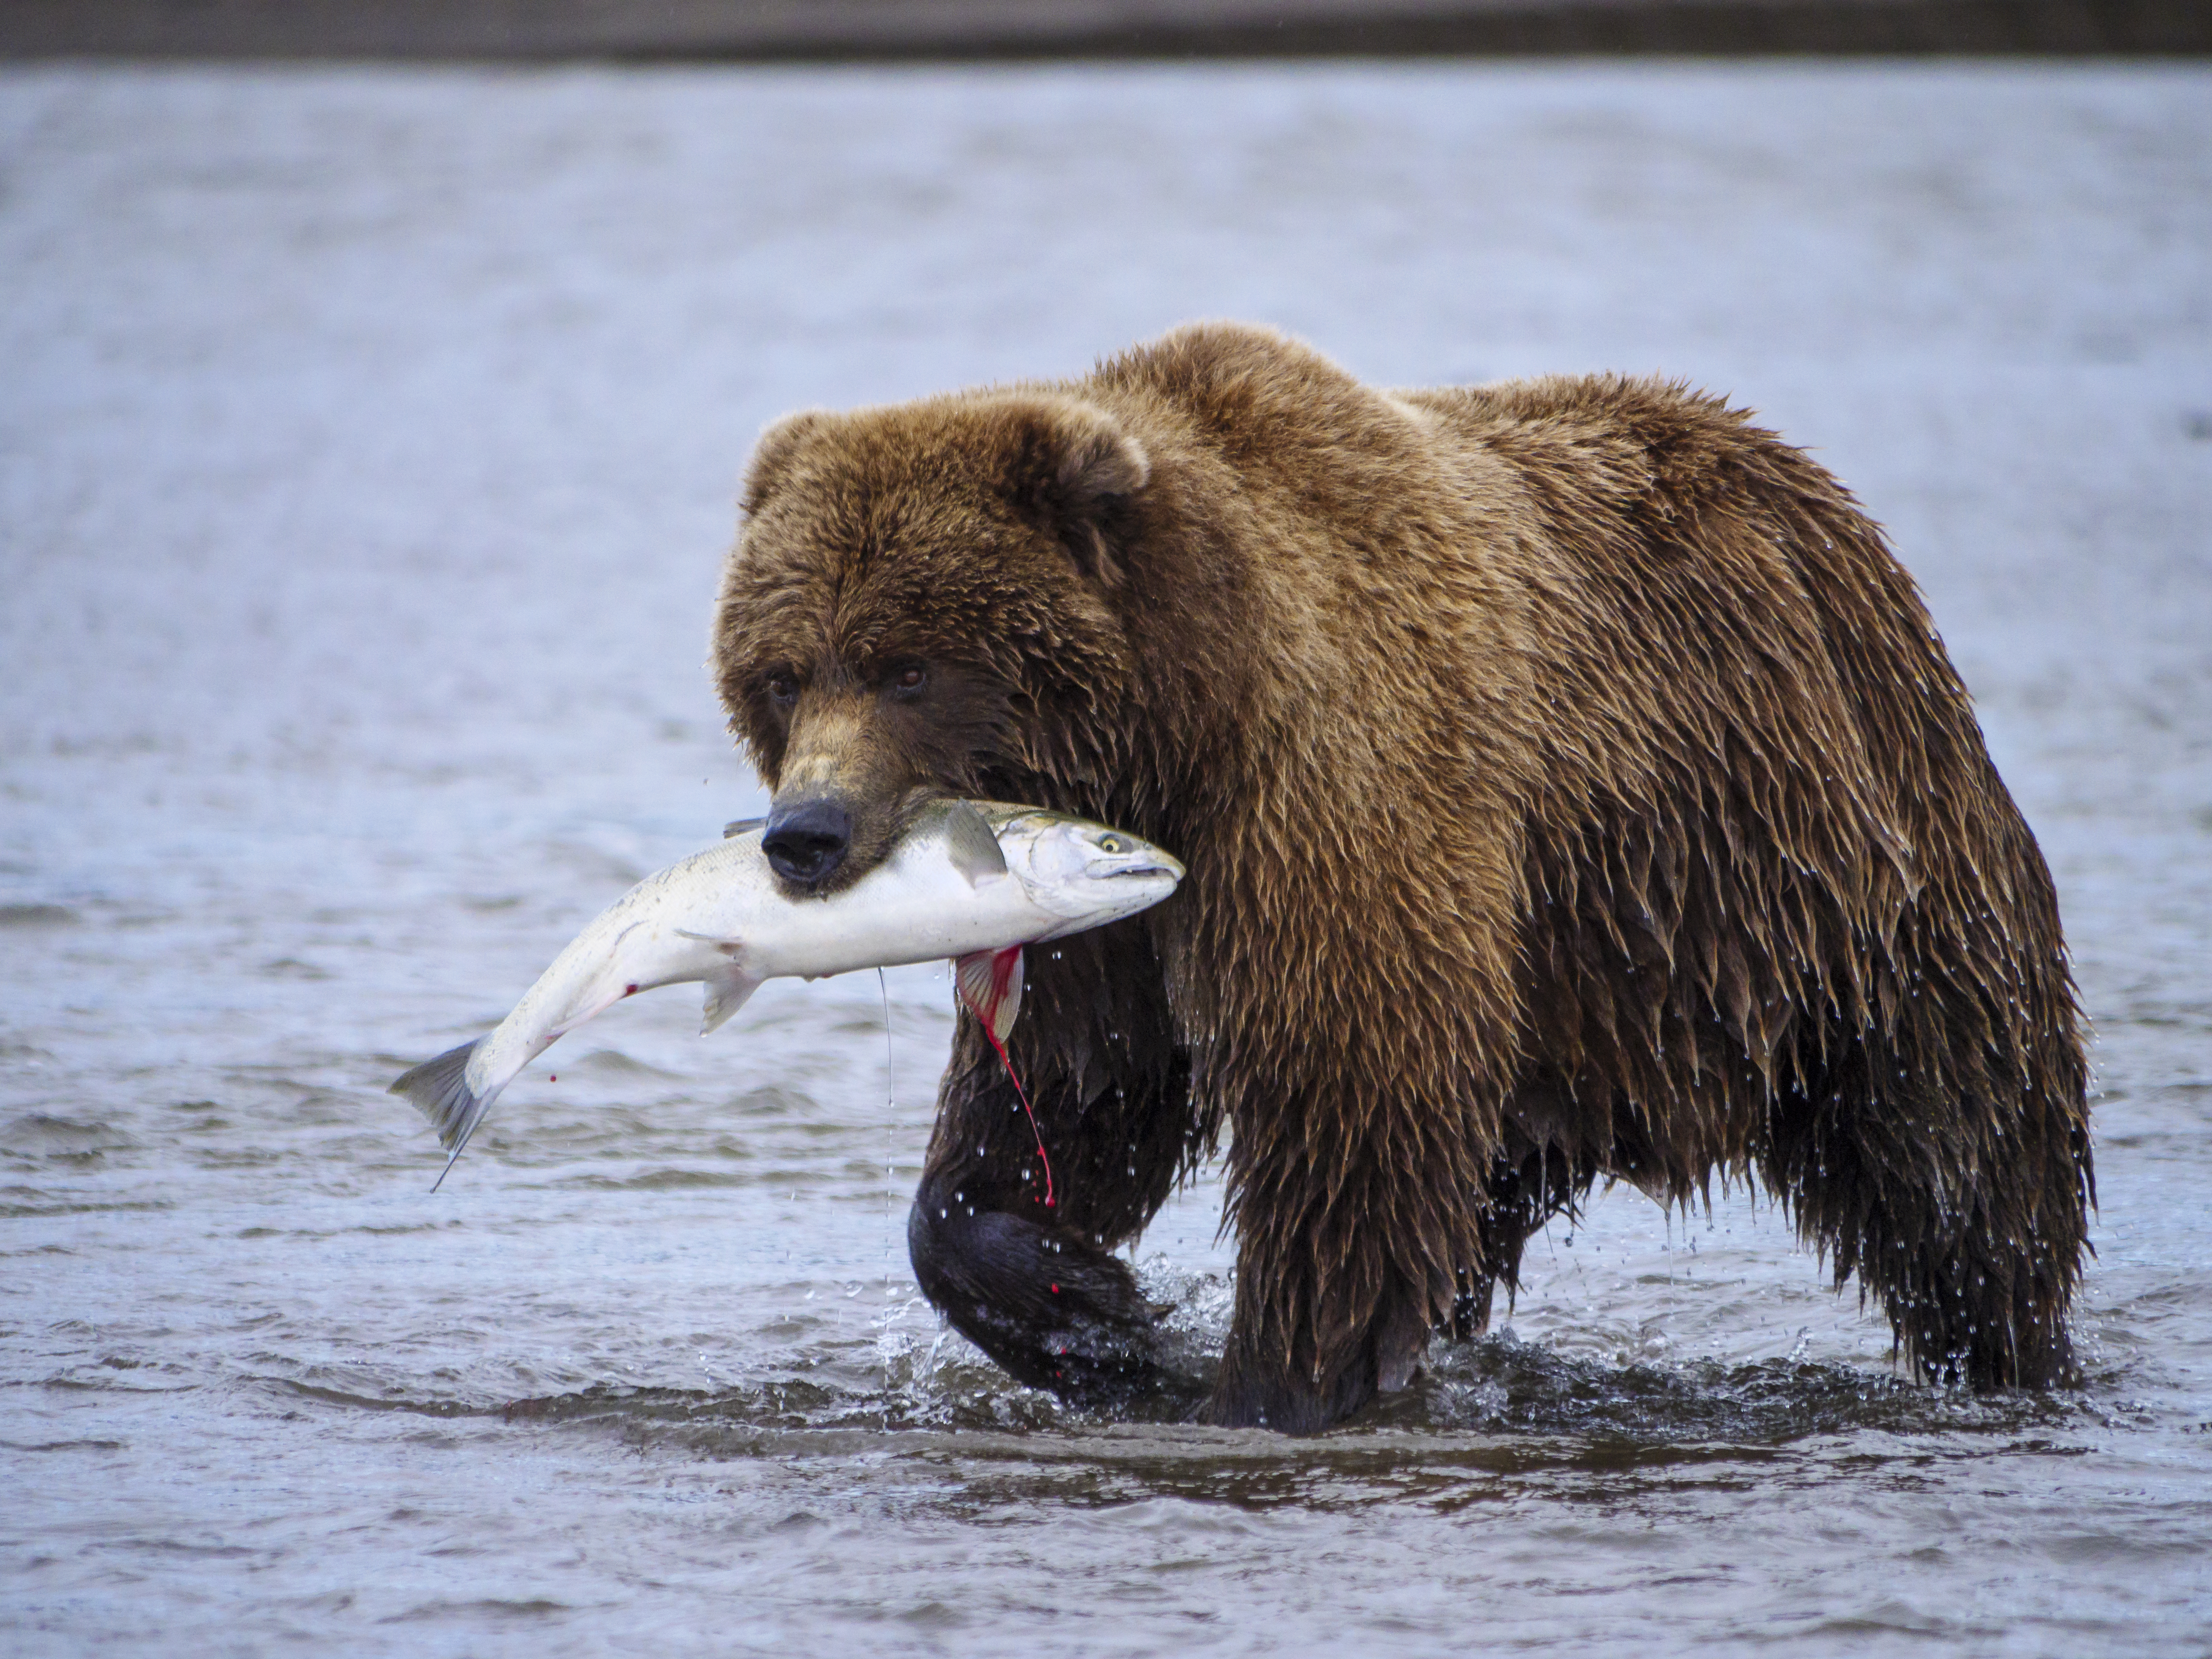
[[762, 799, 852, 885]]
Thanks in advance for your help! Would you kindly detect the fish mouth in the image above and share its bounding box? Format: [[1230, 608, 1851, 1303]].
[[1107, 859, 1183, 882]]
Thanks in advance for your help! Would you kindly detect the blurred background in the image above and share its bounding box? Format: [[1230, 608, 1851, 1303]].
[[3, 10, 2209, 1658], [4, 0, 2209, 57]]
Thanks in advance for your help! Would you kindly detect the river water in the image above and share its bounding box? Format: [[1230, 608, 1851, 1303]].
[[3, 61, 2209, 1656]]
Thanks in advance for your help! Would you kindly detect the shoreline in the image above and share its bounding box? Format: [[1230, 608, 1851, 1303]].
[[4, 0, 2206, 64]]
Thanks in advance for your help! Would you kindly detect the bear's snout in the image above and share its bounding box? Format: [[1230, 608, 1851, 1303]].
[[762, 798, 853, 887]]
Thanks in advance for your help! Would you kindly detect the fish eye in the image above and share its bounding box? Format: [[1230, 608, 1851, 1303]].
[[1097, 834, 1125, 853]]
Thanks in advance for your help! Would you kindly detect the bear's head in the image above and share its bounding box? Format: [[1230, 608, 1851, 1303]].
[[713, 391, 1151, 891]]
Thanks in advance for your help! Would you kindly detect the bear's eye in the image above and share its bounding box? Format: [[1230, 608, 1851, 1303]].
[[764, 671, 800, 707], [888, 663, 928, 701]]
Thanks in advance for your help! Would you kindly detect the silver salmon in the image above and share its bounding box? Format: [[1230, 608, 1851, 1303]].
[[389, 800, 1182, 1186]]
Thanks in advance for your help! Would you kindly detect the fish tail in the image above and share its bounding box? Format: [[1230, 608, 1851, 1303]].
[[388, 1038, 490, 1169]]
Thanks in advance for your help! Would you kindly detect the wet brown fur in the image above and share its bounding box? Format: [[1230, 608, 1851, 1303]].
[[712, 323, 2093, 1431]]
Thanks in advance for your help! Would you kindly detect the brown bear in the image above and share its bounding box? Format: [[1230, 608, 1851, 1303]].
[[711, 321, 2092, 1432]]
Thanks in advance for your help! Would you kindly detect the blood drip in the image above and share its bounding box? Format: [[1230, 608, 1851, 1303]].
[[979, 999, 1054, 1209]]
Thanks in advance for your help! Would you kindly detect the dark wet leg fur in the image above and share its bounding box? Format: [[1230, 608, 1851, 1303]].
[[1198, 1094, 1531, 1433], [908, 920, 1205, 1412], [1763, 997, 2091, 1389], [1453, 1143, 1601, 1342], [1451, 1029, 2090, 1392], [1202, 1277, 1441, 1435], [908, 1192, 1168, 1405]]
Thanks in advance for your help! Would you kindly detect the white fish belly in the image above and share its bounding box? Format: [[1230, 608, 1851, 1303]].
[[731, 869, 1046, 982]]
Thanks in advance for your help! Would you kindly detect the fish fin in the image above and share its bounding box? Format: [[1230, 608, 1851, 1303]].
[[954, 946, 1024, 1044], [723, 816, 765, 839], [674, 928, 742, 953], [388, 1038, 492, 1187], [943, 801, 1008, 886], [701, 971, 763, 1035]]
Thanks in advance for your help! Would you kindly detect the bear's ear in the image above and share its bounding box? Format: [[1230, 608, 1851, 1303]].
[[1001, 398, 1150, 587], [740, 409, 830, 516]]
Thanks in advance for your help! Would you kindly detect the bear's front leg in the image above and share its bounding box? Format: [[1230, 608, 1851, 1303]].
[[907, 1181, 1166, 1405], [1204, 1265, 1436, 1433], [1199, 1191, 1452, 1433], [908, 920, 1201, 1410], [1199, 1081, 1497, 1432]]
